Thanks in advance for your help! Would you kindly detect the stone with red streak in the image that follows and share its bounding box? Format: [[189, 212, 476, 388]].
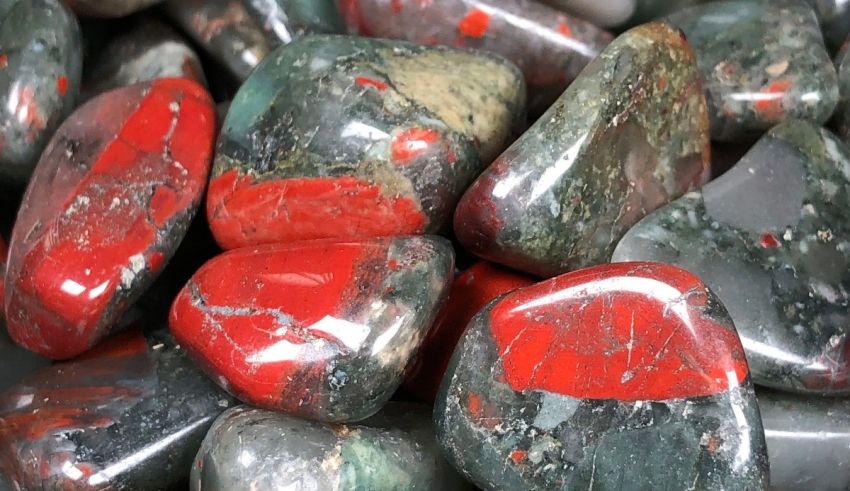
[[4, 78, 216, 360], [170, 236, 454, 422], [435, 262, 768, 490]]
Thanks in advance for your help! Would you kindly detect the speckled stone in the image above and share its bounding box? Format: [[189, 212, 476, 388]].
[[0, 329, 235, 490], [243, 0, 343, 43], [668, 1, 838, 142], [64, 0, 162, 17], [192, 403, 468, 491], [833, 37, 850, 141], [758, 388, 850, 491], [614, 120, 850, 394], [208, 35, 525, 249], [0, 0, 82, 183], [435, 262, 768, 490], [454, 22, 710, 278]]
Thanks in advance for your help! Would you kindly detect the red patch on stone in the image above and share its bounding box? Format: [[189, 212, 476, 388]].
[[391, 127, 440, 164], [207, 171, 427, 250], [759, 233, 780, 249], [390, 0, 403, 13], [488, 262, 749, 401], [754, 79, 792, 121], [458, 8, 490, 38], [355, 76, 389, 91], [557, 21, 572, 38], [336, 0, 375, 36], [0, 54, 7, 70], [56, 76, 68, 97]]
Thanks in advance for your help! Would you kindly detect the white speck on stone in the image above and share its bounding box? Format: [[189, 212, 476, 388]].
[[783, 228, 793, 241], [65, 195, 91, 216], [120, 254, 146, 289], [169, 102, 179, 113]]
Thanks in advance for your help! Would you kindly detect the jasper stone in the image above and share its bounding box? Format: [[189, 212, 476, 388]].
[[244, 0, 343, 43], [454, 22, 710, 278], [192, 403, 468, 491], [169, 236, 454, 422], [0, 329, 234, 491], [614, 121, 850, 394], [834, 37, 850, 141], [667, 1, 838, 142], [336, 0, 611, 113], [164, 0, 273, 81], [758, 389, 850, 491], [208, 35, 525, 250], [0, 0, 82, 183], [403, 261, 533, 402], [435, 262, 768, 490], [82, 21, 206, 100], [5, 79, 216, 360]]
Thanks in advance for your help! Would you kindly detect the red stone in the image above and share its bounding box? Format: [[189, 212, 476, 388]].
[[5, 78, 216, 359], [489, 262, 749, 401], [404, 261, 533, 401]]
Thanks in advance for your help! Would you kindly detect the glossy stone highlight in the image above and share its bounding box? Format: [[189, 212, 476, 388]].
[[454, 22, 709, 278], [209, 35, 525, 250], [0, 0, 82, 182], [336, 0, 611, 112], [0, 329, 234, 490], [169, 236, 454, 422], [5, 79, 216, 359], [614, 120, 850, 394], [244, 0, 343, 43], [192, 403, 467, 491], [668, 1, 838, 142], [435, 262, 767, 490]]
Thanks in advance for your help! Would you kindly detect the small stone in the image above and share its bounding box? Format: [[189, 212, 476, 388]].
[[668, 1, 838, 141], [65, 0, 162, 17], [614, 120, 850, 394], [244, 0, 343, 43], [208, 35, 525, 250], [435, 262, 768, 490], [0, 329, 234, 490], [0, 0, 82, 183], [169, 236, 454, 422], [191, 403, 467, 491], [403, 261, 533, 402], [454, 22, 709, 278], [336, 0, 611, 113], [5, 79, 216, 359]]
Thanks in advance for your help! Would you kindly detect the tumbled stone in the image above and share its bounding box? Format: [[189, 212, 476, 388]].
[[614, 120, 850, 394], [435, 262, 768, 490], [454, 22, 709, 278], [169, 236, 453, 422], [834, 37, 850, 141], [208, 35, 525, 250], [0, 0, 82, 183], [336, 0, 611, 112], [5, 79, 216, 359], [403, 261, 533, 401], [65, 0, 162, 17], [164, 0, 272, 81], [668, 1, 838, 142], [244, 0, 343, 43], [82, 21, 206, 100], [0, 329, 234, 490], [192, 403, 467, 490]]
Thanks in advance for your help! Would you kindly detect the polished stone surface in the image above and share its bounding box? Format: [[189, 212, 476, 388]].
[[435, 262, 768, 490], [454, 22, 710, 278], [614, 120, 850, 394], [192, 403, 468, 490], [169, 236, 453, 422], [243, 0, 343, 43], [668, 1, 838, 142], [5, 79, 216, 359], [208, 35, 525, 249]]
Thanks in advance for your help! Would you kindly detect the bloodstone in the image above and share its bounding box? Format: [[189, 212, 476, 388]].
[[244, 0, 343, 43], [336, 0, 611, 112], [82, 21, 206, 100], [403, 261, 533, 402], [64, 0, 161, 17], [192, 403, 467, 490], [667, 1, 838, 142], [164, 0, 273, 81], [758, 388, 850, 491], [0, 329, 234, 490], [614, 121, 850, 394], [435, 262, 768, 490], [5, 78, 216, 360], [834, 37, 850, 141], [454, 22, 709, 278], [208, 35, 525, 250], [169, 236, 454, 422], [0, 0, 82, 183]]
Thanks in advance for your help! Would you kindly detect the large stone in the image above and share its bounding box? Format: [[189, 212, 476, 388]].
[[191, 403, 468, 490], [208, 35, 525, 250], [614, 120, 850, 394], [169, 236, 454, 422], [668, 1, 838, 142], [5, 79, 216, 359], [454, 22, 710, 278], [435, 262, 769, 490], [243, 0, 343, 42]]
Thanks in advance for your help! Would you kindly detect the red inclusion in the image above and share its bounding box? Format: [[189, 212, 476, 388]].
[[759, 233, 780, 249], [56, 76, 68, 97], [458, 8, 490, 38], [390, 0, 403, 13], [557, 21, 572, 38], [355, 76, 389, 91], [391, 128, 440, 164], [754, 79, 792, 121]]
